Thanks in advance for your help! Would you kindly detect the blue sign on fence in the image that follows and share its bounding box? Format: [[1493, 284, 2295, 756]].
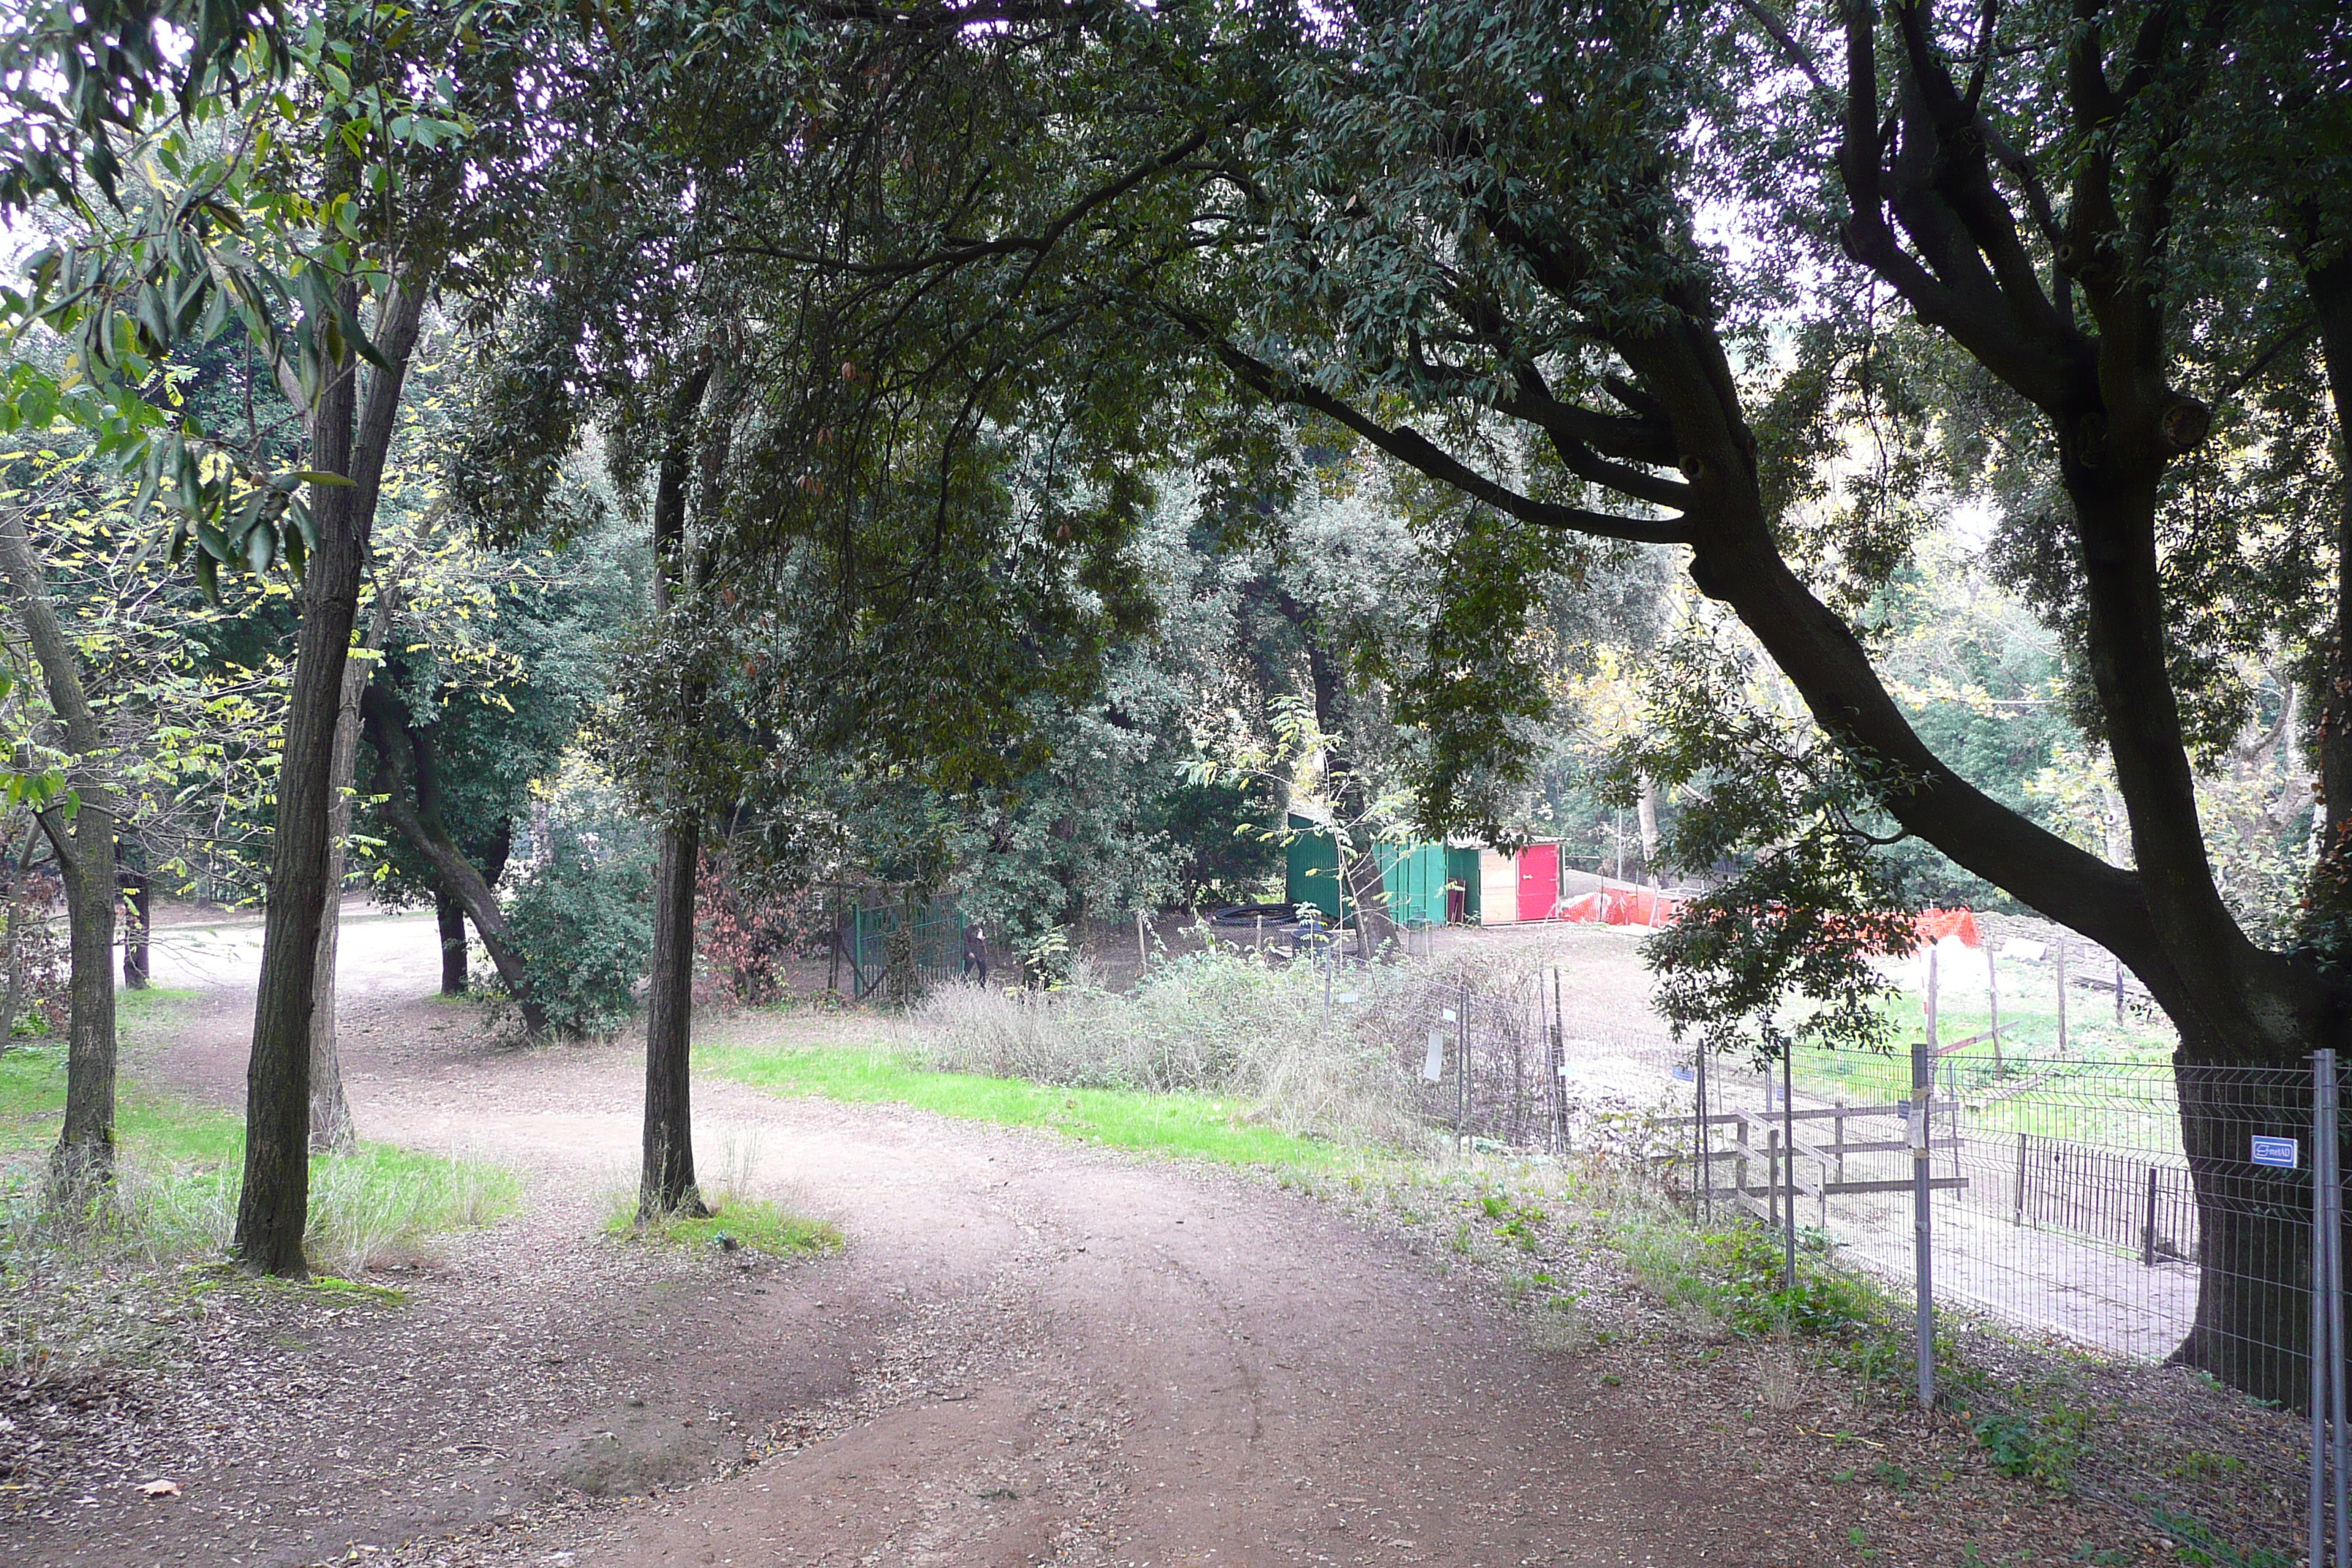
[[2251, 1136, 2302, 1169]]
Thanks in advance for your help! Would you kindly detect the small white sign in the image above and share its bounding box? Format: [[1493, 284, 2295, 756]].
[[1422, 1033, 1445, 1082], [1441, 1009, 1458, 1022], [1338, 992, 1359, 1004], [2251, 1136, 2301, 1169], [1999, 939, 2047, 962]]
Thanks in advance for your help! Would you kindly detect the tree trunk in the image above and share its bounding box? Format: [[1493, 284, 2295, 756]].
[[361, 685, 549, 1037], [2304, 237, 2352, 967], [435, 890, 468, 994], [2166, 1055, 2322, 1408], [42, 798, 116, 1193], [640, 817, 706, 1219], [233, 278, 426, 1276], [637, 354, 720, 1218], [0, 827, 41, 1049], [306, 633, 367, 1155], [307, 563, 405, 1153], [118, 834, 150, 990], [1343, 845, 1395, 962], [0, 506, 119, 1191], [1636, 777, 1662, 885]]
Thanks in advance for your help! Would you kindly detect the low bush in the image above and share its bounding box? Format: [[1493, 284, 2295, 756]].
[[499, 829, 652, 1039]]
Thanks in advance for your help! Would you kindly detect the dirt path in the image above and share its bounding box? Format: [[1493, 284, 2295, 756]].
[[10, 916, 2114, 1568]]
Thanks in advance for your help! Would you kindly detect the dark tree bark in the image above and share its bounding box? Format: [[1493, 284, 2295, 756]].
[[435, 889, 468, 994], [2307, 235, 2352, 897], [435, 822, 512, 995], [232, 278, 426, 1276], [638, 355, 721, 1221], [306, 575, 402, 1154], [0, 508, 118, 1191], [0, 828, 42, 1049], [118, 835, 150, 990], [361, 685, 550, 1038], [641, 815, 704, 1218]]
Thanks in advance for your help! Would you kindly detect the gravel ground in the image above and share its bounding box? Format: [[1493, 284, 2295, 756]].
[[0, 912, 2276, 1567]]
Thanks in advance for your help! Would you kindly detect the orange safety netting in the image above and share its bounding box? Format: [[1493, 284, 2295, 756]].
[[1548, 885, 1980, 949], [1911, 908, 1982, 951], [1553, 880, 1686, 929]]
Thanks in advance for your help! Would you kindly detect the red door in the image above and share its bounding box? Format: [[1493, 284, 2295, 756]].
[[1518, 842, 1559, 921]]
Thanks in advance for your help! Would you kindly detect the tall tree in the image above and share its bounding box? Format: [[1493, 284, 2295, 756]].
[[1, 0, 565, 1272], [638, 353, 720, 1218], [664, 0, 2350, 1406], [1156, 0, 2349, 1403], [0, 508, 116, 1190]]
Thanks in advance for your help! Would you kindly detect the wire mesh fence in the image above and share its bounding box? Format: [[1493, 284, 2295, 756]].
[[1362, 962, 2329, 1382], [1358, 959, 2326, 1553], [830, 896, 966, 1000]]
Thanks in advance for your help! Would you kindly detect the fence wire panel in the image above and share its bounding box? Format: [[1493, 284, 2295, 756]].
[[1363, 960, 2323, 1556], [1372, 965, 2331, 1394], [1370, 966, 2326, 1374], [1372, 973, 1558, 1149], [840, 897, 965, 999]]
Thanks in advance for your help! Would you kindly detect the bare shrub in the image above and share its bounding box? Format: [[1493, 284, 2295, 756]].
[[1758, 1333, 1804, 1412]]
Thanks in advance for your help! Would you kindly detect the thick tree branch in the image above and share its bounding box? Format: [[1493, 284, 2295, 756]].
[[1498, 367, 1681, 468], [361, 685, 549, 1038], [1177, 319, 1697, 546]]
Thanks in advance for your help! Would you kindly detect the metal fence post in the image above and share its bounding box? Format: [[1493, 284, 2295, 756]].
[[1912, 1033, 1935, 1408], [1456, 981, 1470, 1153], [1783, 1049, 1798, 1290], [2323, 1050, 2348, 1568], [1551, 968, 1567, 1156], [1695, 1047, 1709, 1222], [2314, 1050, 2344, 1568], [2013, 1131, 2028, 1226]]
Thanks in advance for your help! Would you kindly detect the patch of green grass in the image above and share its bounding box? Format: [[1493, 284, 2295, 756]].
[[0, 1033, 519, 1269], [193, 1267, 410, 1308], [606, 1196, 842, 1258], [702, 1043, 1348, 1170]]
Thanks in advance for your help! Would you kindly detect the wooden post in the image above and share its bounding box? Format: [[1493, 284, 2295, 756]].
[[2141, 1165, 2159, 1266], [1735, 1114, 1752, 1209], [2013, 1131, 2029, 1224], [1986, 940, 2002, 1076], [1137, 908, 1148, 975], [2114, 953, 2125, 1025], [2054, 937, 2068, 1054], [1924, 942, 1940, 1052]]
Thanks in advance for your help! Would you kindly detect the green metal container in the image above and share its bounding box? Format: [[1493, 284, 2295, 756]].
[[1285, 813, 1344, 921]]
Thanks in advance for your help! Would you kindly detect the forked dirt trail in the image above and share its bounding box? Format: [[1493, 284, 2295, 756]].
[[15, 911, 2098, 1568]]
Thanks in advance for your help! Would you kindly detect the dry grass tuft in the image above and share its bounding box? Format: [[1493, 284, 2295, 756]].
[[903, 951, 1424, 1147]]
